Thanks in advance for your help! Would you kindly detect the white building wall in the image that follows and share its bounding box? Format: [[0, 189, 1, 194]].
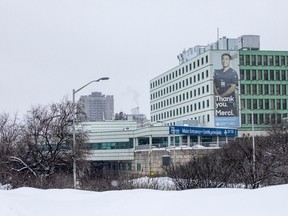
[[150, 50, 215, 127]]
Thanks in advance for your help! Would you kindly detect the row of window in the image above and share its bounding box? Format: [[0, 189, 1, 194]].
[[240, 84, 287, 95], [151, 70, 209, 100], [240, 54, 288, 66], [97, 162, 132, 171], [150, 55, 209, 89], [241, 113, 286, 125], [240, 69, 288, 81], [241, 99, 287, 110], [151, 100, 210, 122], [85, 142, 133, 150], [151, 85, 210, 111]]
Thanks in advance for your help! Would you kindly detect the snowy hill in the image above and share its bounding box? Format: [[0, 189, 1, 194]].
[[1, 184, 287, 216]]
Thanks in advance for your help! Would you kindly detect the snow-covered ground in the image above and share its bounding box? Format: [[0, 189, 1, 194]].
[[1, 183, 287, 216]]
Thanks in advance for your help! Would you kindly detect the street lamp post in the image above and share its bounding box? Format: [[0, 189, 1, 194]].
[[72, 77, 109, 189], [242, 107, 256, 183]]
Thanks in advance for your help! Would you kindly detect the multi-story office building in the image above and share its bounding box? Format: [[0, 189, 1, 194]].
[[150, 35, 288, 135], [239, 50, 288, 132], [78, 92, 114, 121]]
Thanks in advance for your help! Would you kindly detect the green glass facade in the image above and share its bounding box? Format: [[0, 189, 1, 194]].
[[239, 50, 288, 131]]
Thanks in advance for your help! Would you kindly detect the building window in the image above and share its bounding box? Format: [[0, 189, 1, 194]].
[[251, 55, 256, 65], [275, 56, 280, 66], [265, 99, 269, 109], [246, 85, 251, 94], [283, 99, 287, 110], [276, 85, 280, 94], [258, 84, 263, 95], [264, 70, 269, 80], [271, 99, 275, 109], [282, 70, 286, 80], [245, 55, 250, 65], [240, 70, 244, 80], [241, 114, 245, 124], [276, 70, 280, 80], [252, 85, 257, 94], [282, 85, 287, 95], [253, 99, 257, 109], [269, 55, 274, 66], [259, 99, 263, 109], [252, 70, 257, 80], [137, 163, 141, 171], [247, 99, 251, 109], [259, 114, 264, 124], [270, 85, 274, 95], [263, 55, 268, 66], [258, 70, 262, 80], [281, 56, 285, 66], [277, 99, 281, 109], [257, 55, 262, 65], [270, 70, 275, 80], [240, 84, 245, 94], [264, 85, 269, 95], [246, 70, 251, 80]]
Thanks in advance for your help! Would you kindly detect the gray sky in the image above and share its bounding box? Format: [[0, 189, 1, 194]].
[[1, 0, 288, 119]]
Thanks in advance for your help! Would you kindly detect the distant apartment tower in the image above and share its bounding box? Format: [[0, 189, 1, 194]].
[[78, 92, 114, 121]]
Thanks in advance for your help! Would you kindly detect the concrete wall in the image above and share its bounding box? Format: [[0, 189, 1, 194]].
[[133, 148, 215, 176]]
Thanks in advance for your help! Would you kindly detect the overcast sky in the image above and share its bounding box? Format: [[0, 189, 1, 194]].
[[1, 0, 288, 119]]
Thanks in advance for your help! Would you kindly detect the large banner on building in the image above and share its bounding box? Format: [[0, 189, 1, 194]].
[[213, 51, 240, 127]]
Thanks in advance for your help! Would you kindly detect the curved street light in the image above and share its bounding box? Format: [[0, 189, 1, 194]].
[[72, 77, 109, 189], [241, 106, 256, 185]]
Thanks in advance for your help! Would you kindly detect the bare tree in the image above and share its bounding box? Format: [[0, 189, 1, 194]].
[[10, 99, 89, 188], [0, 113, 22, 185]]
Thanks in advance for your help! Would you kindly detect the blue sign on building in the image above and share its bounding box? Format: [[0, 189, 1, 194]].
[[169, 126, 238, 137]]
